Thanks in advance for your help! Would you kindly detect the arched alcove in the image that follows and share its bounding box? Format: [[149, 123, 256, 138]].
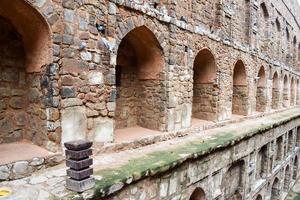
[[293, 156, 298, 180], [272, 72, 280, 109], [276, 136, 283, 162], [259, 3, 269, 52], [271, 178, 280, 200], [284, 165, 291, 191], [192, 49, 217, 121], [0, 0, 52, 72], [115, 25, 164, 133], [189, 188, 206, 200], [283, 75, 289, 108], [256, 144, 268, 179], [290, 77, 296, 106], [0, 2, 50, 147], [232, 60, 248, 116], [222, 160, 245, 200], [288, 130, 293, 152], [256, 66, 267, 112], [256, 194, 263, 200]]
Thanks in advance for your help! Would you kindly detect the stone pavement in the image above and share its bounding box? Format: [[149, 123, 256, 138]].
[[0, 108, 300, 199]]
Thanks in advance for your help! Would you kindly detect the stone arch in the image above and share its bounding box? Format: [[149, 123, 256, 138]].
[[283, 74, 289, 108], [189, 187, 206, 200], [256, 194, 263, 200], [288, 129, 294, 152], [114, 17, 169, 63], [259, 3, 269, 52], [232, 60, 248, 116], [275, 18, 281, 57], [256, 144, 268, 179], [271, 177, 280, 200], [272, 71, 280, 109], [0, 0, 52, 72], [256, 66, 267, 112], [115, 25, 165, 132], [0, 3, 50, 147], [192, 48, 218, 121], [222, 160, 245, 200], [293, 155, 298, 180], [284, 165, 291, 191], [291, 77, 296, 106], [276, 136, 283, 162]]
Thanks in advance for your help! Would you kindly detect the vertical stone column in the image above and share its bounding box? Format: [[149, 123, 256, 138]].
[[65, 140, 95, 192]]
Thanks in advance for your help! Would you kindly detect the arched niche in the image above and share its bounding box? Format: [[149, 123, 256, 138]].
[[232, 60, 248, 116], [293, 156, 298, 180], [284, 165, 291, 191], [283, 75, 289, 108], [272, 72, 280, 109], [192, 48, 218, 121], [271, 178, 280, 200], [290, 77, 296, 106], [222, 160, 245, 200], [115, 25, 164, 132], [256, 66, 267, 112], [189, 188, 206, 200], [0, 12, 48, 147], [0, 0, 52, 72]]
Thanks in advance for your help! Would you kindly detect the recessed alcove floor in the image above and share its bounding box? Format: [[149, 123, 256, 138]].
[[114, 126, 162, 143], [191, 118, 215, 128], [0, 141, 54, 165]]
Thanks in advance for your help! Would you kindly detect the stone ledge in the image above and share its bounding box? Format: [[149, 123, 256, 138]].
[[70, 107, 300, 199]]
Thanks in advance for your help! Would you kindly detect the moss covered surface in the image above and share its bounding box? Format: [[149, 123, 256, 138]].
[[91, 108, 300, 198]]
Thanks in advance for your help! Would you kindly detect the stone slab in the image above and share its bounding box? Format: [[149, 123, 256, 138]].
[[65, 149, 92, 160], [66, 158, 93, 170], [67, 168, 93, 180], [64, 140, 93, 151], [66, 177, 95, 192]]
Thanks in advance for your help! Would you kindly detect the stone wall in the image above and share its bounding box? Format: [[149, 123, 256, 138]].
[[103, 117, 300, 200], [192, 83, 217, 121], [256, 87, 267, 112], [233, 85, 248, 115], [1, 0, 300, 152]]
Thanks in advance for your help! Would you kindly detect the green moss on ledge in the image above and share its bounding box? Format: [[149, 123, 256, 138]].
[[89, 108, 300, 198]]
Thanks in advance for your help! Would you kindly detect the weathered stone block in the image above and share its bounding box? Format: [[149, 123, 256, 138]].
[[66, 158, 93, 170], [66, 177, 95, 192], [64, 140, 93, 151], [67, 167, 93, 180], [65, 149, 92, 160], [61, 106, 87, 146]]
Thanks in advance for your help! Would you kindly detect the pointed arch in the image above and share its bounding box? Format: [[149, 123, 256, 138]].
[[256, 66, 267, 112], [293, 156, 299, 180], [283, 75, 289, 107], [232, 60, 248, 116], [291, 77, 296, 106], [0, 0, 52, 72], [189, 188, 206, 200], [272, 72, 280, 109], [115, 25, 165, 133], [284, 165, 291, 191], [271, 177, 280, 200], [192, 48, 218, 121]]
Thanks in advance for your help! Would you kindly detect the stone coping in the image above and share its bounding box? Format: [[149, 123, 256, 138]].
[[96, 107, 291, 154], [72, 107, 300, 199]]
